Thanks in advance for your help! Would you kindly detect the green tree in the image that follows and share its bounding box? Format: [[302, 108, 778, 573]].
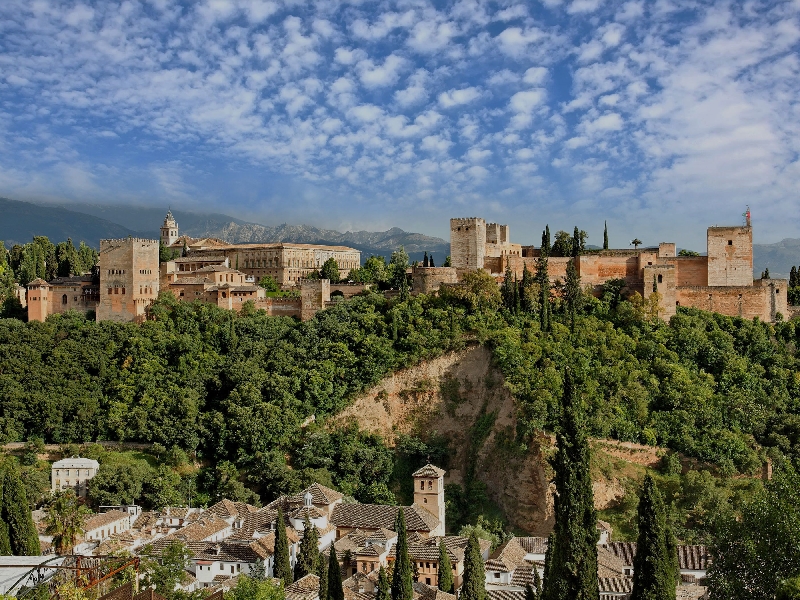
[[141, 541, 192, 597], [708, 464, 800, 599], [631, 238, 642, 250], [3, 464, 40, 555], [88, 460, 151, 506], [551, 231, 572, 257], [544, 225, 551, 257], [320, 258, 340, 283], [541, 370, 598, 600], [630, 474, 677, 600], [501, 260, 515, 311], [460, 531, 485, 600], [391, 509, 413, 600], [294, 517, 319, 580], [44, 490, 90, 554], [327, 547, 344, 600], [678, 249, 700, 257], [777, 577, 800, 600], [259, 275, 280, 293], [225, 575, 284, 600], [316, 547, 328, 600], [572, 227, 587, 257], [443, 256, 451, 267], [437, 539, 454, 594], [536, 230, 550, 332], [603, 221, 609, 250], [377, 566, 391, 600], [274, 506, 293, 586], [564, 258, 581, 333], [389, 247, 410, 290], [790, 265, 798, 288]]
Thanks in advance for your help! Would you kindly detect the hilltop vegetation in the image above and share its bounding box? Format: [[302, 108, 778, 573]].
[[1, 275, 800, 541]]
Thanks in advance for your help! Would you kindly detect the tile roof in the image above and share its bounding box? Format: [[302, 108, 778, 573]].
[[99, 582, 134, 600], [335, 530, 368, 554], [85, 511, 130, 532], [509, 564, 536, 587], [607, 542, 710, 571], [598, 577, 633, 594], [134, 589, 168, 600], [485, 538, 527, 573], [331, 505, 439, 533], [289, 507, 326, 521], [486, 590, 525, 600], [154, 515, 230, 544], [411, 465, 446, 478], [303, 483, 344, 505], [597, 546, 626, 578], [412, 582, 456, 600], [515, 537, 548, 555], [286, 574, 321, 600]]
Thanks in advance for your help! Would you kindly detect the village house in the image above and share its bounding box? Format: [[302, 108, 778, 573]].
[[83, 511, 132, 542], [51, 456, 99, 498]]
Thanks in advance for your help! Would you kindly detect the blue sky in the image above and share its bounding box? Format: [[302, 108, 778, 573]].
[[1, 0, 799, 249]]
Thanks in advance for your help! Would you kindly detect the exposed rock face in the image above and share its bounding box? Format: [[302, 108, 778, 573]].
[[333, 345, 554, 535]]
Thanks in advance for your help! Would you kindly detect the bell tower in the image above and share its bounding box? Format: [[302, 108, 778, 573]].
[[161, 210, 179, 247], [412, 464, 445, 535]]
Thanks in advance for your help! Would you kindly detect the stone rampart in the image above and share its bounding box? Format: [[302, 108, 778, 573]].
[[412, 267, 458, 294]]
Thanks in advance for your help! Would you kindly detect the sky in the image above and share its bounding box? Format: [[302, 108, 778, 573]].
[[1, 0, 800, 249]]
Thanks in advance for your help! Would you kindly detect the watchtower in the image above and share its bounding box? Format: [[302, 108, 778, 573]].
[[98, 238, 160, 323], [26, 278, 50, 322], [161, 210, 179, 247], [450, 218, 486, 270], [412, 464, 445, 535], [707, 225, 753, 287]]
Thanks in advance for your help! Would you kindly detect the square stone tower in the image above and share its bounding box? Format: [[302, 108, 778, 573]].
[[707, 226, 753, 287], [98, 238, 160, 323], [412, 464, 445, 536], [450, 218, 486, 270]]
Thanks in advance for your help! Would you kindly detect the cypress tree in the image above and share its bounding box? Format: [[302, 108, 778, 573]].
[[423, 252, 429, 268], [524, 584, 537, 600], [377, 566, 391, 600], [536, 230, 550, 332], [437, 539, 454, 594], [502, 260, 514, 310], [630, 475, 678, 600], [603, 221, 609, 250], [514, 274, 520, 314], [520, 263, 532, 312], [541, 370, 599, 600], [316, 549, 328, 600], [294, 516, 319, 580], [0, 471, 10, 555], [572, 227, 581, 258], [3, 464, 39, 555], [429, 256, 435, 267], [273, 506, 293, 585], [327, 547, 344, 600], [791, 266, 797, 288], [533, 567, 542, 599], [391, 510, 413, 600], [564, 259, 581, 333], [460, 531, 485, 600], [544, 225, 551, 257]]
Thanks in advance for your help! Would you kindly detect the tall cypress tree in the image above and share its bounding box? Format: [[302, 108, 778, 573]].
[[603, 221, 609, 250], [423, 252, 429, 268], [316, 549, 328, 600], [541, 370, 599, 600], [544, 225, 551, 257], [327, 547, 344, 600], [564, 259, 581, 333], [520, 263, 532, 312], [0, 470, 10, 555], [536, 230, 550, 332], [502, 260, 515, 310], [294, 516, 319, 580], [791, 266, 797, 288], [460, 531, 485, 600], [572, 227, 582, 258], [273, 506, 293, 585], [631, 475, 678, 600], [533, 568, 542, 599], [437, 539, 454, 594], [391, 510, 413, 600], [377, 566, 391, 600], [3, 464, 39, 555]]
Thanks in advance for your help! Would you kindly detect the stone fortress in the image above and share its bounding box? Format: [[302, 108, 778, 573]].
[[442, 210, 787, 322], [26, 211, 365, 323], [25, 208, 789, 324]]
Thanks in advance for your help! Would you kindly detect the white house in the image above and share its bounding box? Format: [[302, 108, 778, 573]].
[[83, 510, 132, 542], [51, 457, 99, 498]]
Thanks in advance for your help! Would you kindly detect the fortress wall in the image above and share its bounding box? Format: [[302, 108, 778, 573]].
[[412, 267, 458, 294], [672, 257, 708, 287], [676, 284, 782, 322], [578, 254, 640, 286], [253, 297, 302, 318], [548, 257, 573, 282]]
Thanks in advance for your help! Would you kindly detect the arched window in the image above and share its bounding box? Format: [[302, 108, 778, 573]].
[[657, 274, 663, 283], [62, 294, 68, 305]]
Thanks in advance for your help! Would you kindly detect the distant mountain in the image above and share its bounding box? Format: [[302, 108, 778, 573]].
[[0, 198, 137, 247], [754, 238, 800, 280], [19, 200, 450, 263]]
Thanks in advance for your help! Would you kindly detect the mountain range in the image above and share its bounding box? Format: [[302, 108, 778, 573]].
[[1, 198, 798, 277]]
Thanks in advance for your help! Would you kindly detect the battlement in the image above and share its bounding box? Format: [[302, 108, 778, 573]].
[[450, 217, 485, 227], [100, 238, 159, 248]]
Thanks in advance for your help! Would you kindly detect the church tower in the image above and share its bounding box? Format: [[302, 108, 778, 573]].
[[161, 210, 179, 247], [412, 464, 446, 535]]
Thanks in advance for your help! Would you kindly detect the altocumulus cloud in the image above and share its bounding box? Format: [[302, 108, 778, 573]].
[[0, 0, 799, 243]]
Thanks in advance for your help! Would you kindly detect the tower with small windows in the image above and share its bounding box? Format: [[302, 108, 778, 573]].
[[161, 210, 179, 247], [412, 464, 445, 536], [97, 238, 160, 323]]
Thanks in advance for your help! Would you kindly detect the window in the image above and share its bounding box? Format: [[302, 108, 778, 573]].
[[420, 481, 425, 490], [423, 497, 427, 504], [121, 288, 125, 294], [428, 480, 433, 490], [425, 578, 431, 585], [728, 240, 733, 245], [62, 294, 68, 304], [657, 274, 663, 283], [108, 288, 113, 295]]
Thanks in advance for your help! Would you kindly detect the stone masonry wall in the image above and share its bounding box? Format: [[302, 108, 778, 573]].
[[707, 226, 753, 287], [450, 218, 486, 270], [98, 239, 159, 323]]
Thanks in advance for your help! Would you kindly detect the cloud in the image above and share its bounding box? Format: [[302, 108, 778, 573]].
[[357, 54, 408, 88], [496, 27, 546, 58], [438, 87, 482, 108], [568, 0, 603, 14], [509, 89, 546, 128], [407, 20, 457, 53]]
